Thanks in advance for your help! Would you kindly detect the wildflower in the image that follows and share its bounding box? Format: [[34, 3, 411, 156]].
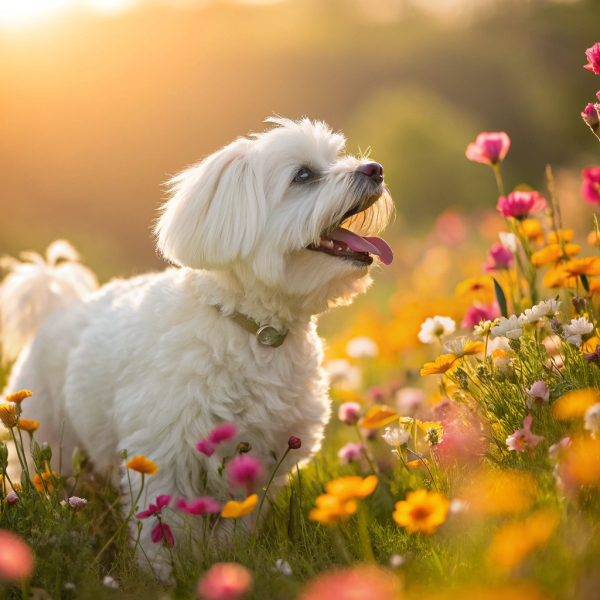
[[417, 316, 456, 344], [103, 576, 119, 590], [584, 42, 600, 74], [581, 167, 600, 205], [563, 316, 594, 345], [582, 103, 600, 130], [553, 388, 600, 419], [525, 381, 550, 407], [455, 276, 495, 304], [345, 336, 378, 358], [272, 559, 292, 575], [521, 220, 544, 244], [196, 439, 215, 457], [226, 455, 264, 490], [584, 403, 600, 433], [136, 494, 172, 519], [443, 337, 484, 358], [68, 497, 87, 511], [395, 387, 425, 411], [506, 414, 545, 453], [297, 566, 402, 600], [382, 427, 410, 448], [548, 436, 571, 460], [208, 423, 237, 445], [126, 455, 158, 475], [197, 563, 253, 600], [360, 405, 399, 428], [338, 402, 361, 425], [33, 471, 57, 492], [221, 494, 258, 519], [420, 354, 457, 376], [499, 231, 518, 252], [151, 522, 174, 547], [497, 191, 547, 219], [337, 442, 364, 463], [0, 405, 18, 428], [309, 493, 357, 526], [486, 507, 559, 571], [288, 436, 301, 449], [491, 315, 523, 340], [176, 496, 220, 516], [325, 475, 378, 501], [543, 264, 578, 288], [5, 390, 32, 405], [6, 491, 18, 505], [17, 419, 39, 433], [424, 423, 444, 446], [462, 303, 500, 329], [483, 242, 513, 272], [0, 531, 35, 583], [562, 257, 600, 278], [407, 458, 430, 471], [519, 299, 561, 324], [531, 243, 581, 268], [465, 132, 510, 165], [392, 489, 449, 534]]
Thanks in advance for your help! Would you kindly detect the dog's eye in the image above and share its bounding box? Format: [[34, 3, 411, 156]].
[[293, 167, 314, 183]]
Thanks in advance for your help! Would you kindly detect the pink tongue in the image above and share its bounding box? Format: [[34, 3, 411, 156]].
[[329, 227, 394, 265]]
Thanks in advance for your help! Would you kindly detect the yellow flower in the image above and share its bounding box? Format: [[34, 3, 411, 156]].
[[420, 354, 457, 376], [34, 471, 57, 492], [562, 256, 600, 277], [486, 507, 559, 571], [12, 483, 21, 492], [360, 405, 398, 429], [455, 276, 495, 304], [6, 390, 32, 405], [589, 279, 600, 295], [547, 229, 573, 244], [552, 388, 600, 420], [392, 489, 449, 534], [543, 264, 578, 289], [407, 458, 430, 471], [521, 219, 545, 244], [126, 455, 158, 475], [18, 419, 40, 433], [221, 494, 258, 519], [309, 494, 357, 526], [0, 404, 18, 428], [531, 243, 580, 268], [325, 475, 378, 500], [417, 421, 443, 445], [583, 336, 600, 353]]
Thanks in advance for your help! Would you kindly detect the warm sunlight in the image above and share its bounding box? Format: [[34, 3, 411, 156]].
[[0, 0, 72, 28]]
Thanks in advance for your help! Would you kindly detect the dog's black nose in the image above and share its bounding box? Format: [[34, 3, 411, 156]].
[[356, 162, 384, 184]]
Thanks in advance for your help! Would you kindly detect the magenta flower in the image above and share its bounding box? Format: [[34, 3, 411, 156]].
[[151, 521, 175, 546], [506, 414, 545, 453], [136, 494, 172, 519], [582, 103, 600, 128], [584, 43, 600, 75], [465, 132, 510, 165], [338, 402, 361, 426], [461, 302, 500, 328], [175, 497, 220, 516], [496, 191, 547, 219], [208, 423, 237, 445], [337, 442, 365, 464], [196, 439, 215, 457], [581, 168, 600, 205], [197, 563, 253, 600], [483, 242, 513, 272], [525, 381, 550, 408], [226, 455, 264, 489]]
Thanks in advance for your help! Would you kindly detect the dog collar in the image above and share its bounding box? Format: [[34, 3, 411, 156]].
[[216, 306, 288, 348]]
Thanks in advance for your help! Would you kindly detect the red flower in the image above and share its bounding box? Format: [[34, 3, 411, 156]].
[[151, 522, 175, 546], [465, 132, 510, 165], [584, 43, 600, 75], [136, 494, 171, 519], [581, 168, 600, 205], [175, 497, 220, 516], [496, 191, 546, 219], [582, 103, 600, 127]]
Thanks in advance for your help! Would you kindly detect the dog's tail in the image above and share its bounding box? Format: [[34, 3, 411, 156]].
[[0, 240, 98, 364]]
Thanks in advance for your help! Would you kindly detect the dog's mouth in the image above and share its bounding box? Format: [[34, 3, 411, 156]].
[[306, 204, 394, 266]]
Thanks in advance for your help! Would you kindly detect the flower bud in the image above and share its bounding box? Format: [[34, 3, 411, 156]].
[[572, 296, 586, 314], [288, 436, 301, 450], [582, 103, 600, 129], [6, 491, 18, 505], [236, 442, 252, 454]]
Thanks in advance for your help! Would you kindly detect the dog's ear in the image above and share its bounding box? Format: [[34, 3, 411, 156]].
[[154, 138, 266, 269]]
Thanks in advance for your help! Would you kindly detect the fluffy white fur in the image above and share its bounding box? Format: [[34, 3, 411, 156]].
[[0, 117, 393, 577]]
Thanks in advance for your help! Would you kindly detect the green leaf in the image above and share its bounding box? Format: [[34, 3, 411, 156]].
[[581, 274, 590, 293], [493, 277, 508, 318]]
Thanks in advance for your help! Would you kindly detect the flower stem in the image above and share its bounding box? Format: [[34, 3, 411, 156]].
[[492, 163, 505, 197]]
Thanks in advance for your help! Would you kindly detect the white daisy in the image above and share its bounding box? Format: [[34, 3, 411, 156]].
[[418, 316, 456, 344], [491, 315, 523, 339], [563, 317, 594, 345], [382, 427, 410, 447]]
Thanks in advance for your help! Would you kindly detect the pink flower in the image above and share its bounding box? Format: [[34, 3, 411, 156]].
[[197, 563, 253, 600], [506, 414, 545, 453], [175, 497, 220, 516], [6, 491, 18, 505], [209, 423, 237, 445], [582, 103, 600, 127], [525, 381, 550, 408], [196, 439, 215, 457], [581, 168, 600, 205], [337, 442, 365, 464], [136, 494, 172, 519], [226, 455, 264, 489], [465, 132, 510, 165], [461, 302, 500, 328], [483, 242, 513, 272], [338, 402, 361, 426], [496, 191, 547, 219], [584, 42, 600, 75], [151, 522, 175, 546], [0, 530, 35, 583]]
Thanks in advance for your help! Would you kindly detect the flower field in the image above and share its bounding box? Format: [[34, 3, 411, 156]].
[[2, 41, 600, 600]]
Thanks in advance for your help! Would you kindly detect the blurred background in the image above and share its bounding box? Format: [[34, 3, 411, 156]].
[[1, 0, 600, 368]]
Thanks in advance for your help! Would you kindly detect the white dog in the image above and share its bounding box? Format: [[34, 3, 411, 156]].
[[0, 117, 393, 576]]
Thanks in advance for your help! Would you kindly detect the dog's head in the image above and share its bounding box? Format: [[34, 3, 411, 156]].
[[155, 117, 394, 312]]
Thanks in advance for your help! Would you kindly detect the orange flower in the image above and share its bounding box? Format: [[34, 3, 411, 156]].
[[552, 388, 600, 419], [221, 494, 258, 519], [583, 336, 600, 352], [0, 405, 18, 428], [360, 405, 398, 429], [325, 475, 378, 500], [589, 279, 600, 294], [17, 419, 39, 433], [543, 264, 578, 289], [5, 391, 32, 405], [562, 257, 600, 276], [588, 230, 600, 246], [393, 489, 449, 534], [309, 494, 357, 526], [420, 354, 457, 376], [455, 276, 495, 304], [407, 458, 430, 471], [486, 507, 559, 571], [531, 243, 580, 268], [521, 219, 545, 244], [547, 229, 573, 243], [126, 455, 158, 475], [561, 435, 600, 487], [33, 471, 57, 492]]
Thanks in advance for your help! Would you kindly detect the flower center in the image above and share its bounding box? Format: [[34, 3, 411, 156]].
[[410, 505, 433, 521]]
